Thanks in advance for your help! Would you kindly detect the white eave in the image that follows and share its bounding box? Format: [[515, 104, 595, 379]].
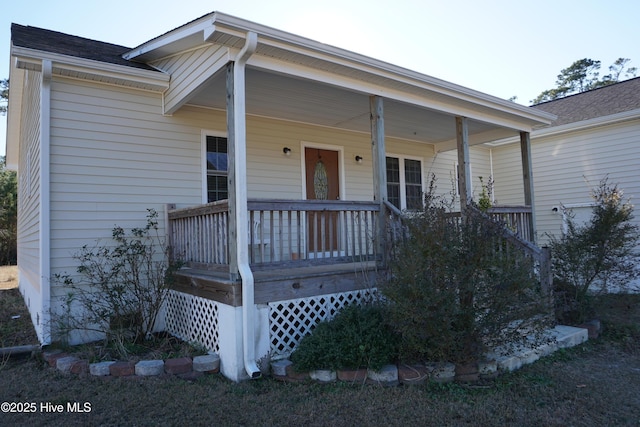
[[11, 45, 170, 92], [487, 107, 640, 147], [123, 11, 555, 130]]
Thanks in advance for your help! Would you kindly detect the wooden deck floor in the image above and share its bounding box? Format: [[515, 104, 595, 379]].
[[172, 261, 381, 306]]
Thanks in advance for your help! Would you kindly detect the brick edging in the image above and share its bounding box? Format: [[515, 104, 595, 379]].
[[42, 350, 220, 378]]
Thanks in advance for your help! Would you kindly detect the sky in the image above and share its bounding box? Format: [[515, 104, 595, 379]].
[[1, 0, 639, 155]]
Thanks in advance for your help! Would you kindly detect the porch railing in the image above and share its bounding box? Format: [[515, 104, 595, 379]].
[[167, 199, 380, 270]]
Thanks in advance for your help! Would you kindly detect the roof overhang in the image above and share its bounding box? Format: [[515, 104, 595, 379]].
[[487, 107, 640, 147], [124, 12, 555, 149]]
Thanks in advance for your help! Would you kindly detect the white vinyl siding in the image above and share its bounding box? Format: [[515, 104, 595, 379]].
[[152, 45, 229, 113], [492, 119, 640, 246], [427, 146, 493, 208], [16, 69, 44, 339]]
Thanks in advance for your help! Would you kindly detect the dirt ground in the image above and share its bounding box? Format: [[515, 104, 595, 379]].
[[0, 265, 17, 290]]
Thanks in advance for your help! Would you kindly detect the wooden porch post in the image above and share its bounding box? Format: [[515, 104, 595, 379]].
[[370, 96, 387, 265], [520, 131, 537, 242], [226, 62, 238, 279], [456, 116, 472, 215]]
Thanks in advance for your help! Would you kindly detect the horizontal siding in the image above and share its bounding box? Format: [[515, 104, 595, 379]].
[[493, 120, 640, 244], [17, 70, 42, 291], [429, 146, 493, 207], [17, 69, 44, 342]]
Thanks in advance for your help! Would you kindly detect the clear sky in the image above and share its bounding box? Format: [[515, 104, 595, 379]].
[[2, 0, 638, 155]]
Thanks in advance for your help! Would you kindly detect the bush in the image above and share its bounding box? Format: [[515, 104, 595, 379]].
[[52, 209, 180, 356], [550, 178, 640, 323], [290, 304, 398, 371], [382, 179, 552, 364]]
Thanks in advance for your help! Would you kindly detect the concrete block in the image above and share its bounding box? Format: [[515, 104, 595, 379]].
[[368, 364, 398, 386], [135, 360, 165, 376], [271, 359, 293, 377], [193, 354, 220, 373], [90, 361, 116, 376], [310, 369, 336, 383], [429, 362, 455, 383]]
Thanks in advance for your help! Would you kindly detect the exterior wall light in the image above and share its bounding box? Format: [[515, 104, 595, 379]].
[[355, 155, 363, 163], [283, 147, 291, 156]]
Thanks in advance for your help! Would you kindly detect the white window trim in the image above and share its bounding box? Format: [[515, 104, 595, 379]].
[[453, 161, 473, 199], [201, 129, 228, 204], [386, 153, 425, 210]]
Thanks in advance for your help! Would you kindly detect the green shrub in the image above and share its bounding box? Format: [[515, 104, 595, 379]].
[[550, 178, 640, 324], [382, 178, 551, 364], [51, 209, 181, 356], [290, 304, 398, 371]]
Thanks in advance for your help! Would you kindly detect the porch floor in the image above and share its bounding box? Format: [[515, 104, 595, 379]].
[[172, 261, 381, 306]]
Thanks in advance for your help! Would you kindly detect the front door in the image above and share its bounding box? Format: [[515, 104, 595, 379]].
[[305, 148, 340, 255]]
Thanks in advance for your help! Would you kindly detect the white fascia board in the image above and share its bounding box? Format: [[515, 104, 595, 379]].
[[12, 46, 170, 92], [213, 13, 555, 127], [6, 52, 25, 170], [248, 54, 537, 131], [487, 108, 640, 147], [123, 16, 216, 60]]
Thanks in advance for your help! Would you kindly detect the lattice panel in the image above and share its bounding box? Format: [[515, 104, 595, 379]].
[[165, 290, 220, 353], [269, 289, 377, 359]]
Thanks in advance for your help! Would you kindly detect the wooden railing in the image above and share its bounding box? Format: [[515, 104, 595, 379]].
[[382, 203, 551, 301], [167, 199, 380, 269], [486, 205, 533, 242]]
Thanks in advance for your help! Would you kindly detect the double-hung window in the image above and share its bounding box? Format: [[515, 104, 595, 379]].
[[206, 135, 228, 203], [386, 156, 423, 210]]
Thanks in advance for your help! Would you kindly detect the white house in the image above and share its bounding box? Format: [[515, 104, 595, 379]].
[[6, 11, 554, 381]]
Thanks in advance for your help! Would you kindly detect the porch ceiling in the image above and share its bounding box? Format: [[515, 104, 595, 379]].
[[186, 67, 507, 149]]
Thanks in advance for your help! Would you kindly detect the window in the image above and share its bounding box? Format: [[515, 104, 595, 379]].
[[386, 156, 423, 210], [206, 135, 228, 203]]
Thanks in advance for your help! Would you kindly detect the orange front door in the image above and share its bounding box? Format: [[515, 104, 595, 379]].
[[305, 148, 340, 254]]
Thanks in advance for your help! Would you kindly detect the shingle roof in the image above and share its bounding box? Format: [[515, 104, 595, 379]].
[[532, 77, 640, 126], [11, 23, 156, 71]]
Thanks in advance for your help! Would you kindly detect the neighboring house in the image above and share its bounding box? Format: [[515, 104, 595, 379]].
[[491, 78, 640, 290], [6, 12, 553, 381]]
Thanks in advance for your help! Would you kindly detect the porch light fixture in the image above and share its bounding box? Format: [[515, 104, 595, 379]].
[[355, 155, 363, 163], [283, 147, 291, 156]]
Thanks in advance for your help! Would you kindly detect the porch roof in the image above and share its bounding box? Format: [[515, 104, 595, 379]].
[[124, 11, 555, 150]]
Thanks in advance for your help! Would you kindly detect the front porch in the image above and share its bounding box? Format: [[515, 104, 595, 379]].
[[162, 198, 541, 372]]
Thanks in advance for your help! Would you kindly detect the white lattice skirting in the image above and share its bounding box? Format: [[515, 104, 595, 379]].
[[165, 290, 221, 354], [269, 289, 377, 360]]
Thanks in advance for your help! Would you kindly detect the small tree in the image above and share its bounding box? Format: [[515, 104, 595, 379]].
[[53, 209, 179, 355], [550, 178, 640, 323], [382, 178, 551, 364]]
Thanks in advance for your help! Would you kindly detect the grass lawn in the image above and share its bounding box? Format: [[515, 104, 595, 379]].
[[1, 266, 639, 426]]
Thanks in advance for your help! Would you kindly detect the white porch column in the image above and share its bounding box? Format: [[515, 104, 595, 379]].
[[456, 116, 472, 214], [370, 96, 387, 265], [520, 131, 537, 242]]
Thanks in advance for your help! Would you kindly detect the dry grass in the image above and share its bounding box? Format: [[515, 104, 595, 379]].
[[0, 283, 639, 426], [0, 265, 18, 290], [0, 266, 39, 347]]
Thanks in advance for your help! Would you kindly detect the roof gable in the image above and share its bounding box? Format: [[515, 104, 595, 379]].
[[533, 77, 640, 126]]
